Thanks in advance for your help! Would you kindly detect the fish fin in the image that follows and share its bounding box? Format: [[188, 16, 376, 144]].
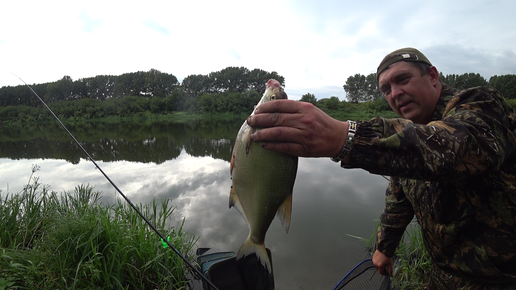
[[243, 126, 254, 155], [276, 192, 293, 233], [229, 185, 238, 208], [237, 237, 272, 273], [229, 186, 249, 221], [245, 139, 252, 155]]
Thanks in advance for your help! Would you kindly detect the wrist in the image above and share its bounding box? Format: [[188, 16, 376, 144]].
[[331, 120, 357, 164]]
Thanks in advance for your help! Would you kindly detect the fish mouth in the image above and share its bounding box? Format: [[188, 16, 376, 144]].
[[266, 79, 281, 90], [265, 79, 287, 100]]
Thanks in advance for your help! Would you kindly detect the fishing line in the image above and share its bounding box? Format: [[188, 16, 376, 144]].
[[15, 75, 219, 290]]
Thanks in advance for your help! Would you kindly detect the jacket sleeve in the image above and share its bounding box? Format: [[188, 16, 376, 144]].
[[343, 87, 516, 182], [377, 176, 414, 257]]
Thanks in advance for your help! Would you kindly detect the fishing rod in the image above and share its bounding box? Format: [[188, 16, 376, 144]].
[[15, 76, 220, 290]]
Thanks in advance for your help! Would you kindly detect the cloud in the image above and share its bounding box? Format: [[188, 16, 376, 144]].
[[227, 48, 241, 61], [142, 19, 171, 36], [425, 45, 516, 79], [79, 10, 103, 33], [1, 0, 515, 102]]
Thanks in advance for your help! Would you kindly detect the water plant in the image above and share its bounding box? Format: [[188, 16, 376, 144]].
[[0, 165, 197, 289]]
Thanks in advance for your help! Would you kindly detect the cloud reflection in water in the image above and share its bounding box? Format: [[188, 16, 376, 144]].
[[0, 152, 387, 290]]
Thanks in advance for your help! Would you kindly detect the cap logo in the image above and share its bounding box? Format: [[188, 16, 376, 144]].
[[401, 53, 419, 60]]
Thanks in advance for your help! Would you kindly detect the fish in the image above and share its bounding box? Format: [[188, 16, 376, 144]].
[[229, 79, 298, 273]]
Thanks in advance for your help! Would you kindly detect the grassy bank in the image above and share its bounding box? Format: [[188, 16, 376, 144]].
[[78, 109, 398, 124], [0, 166, 197, 289], [1, 101, 398, 128], [85, 111, 249, 124]]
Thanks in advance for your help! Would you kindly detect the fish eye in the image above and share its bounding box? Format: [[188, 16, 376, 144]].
[[271, 94, 276, 100]]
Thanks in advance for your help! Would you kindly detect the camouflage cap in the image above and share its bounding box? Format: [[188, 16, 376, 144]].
[[376, 47, 432, 81]]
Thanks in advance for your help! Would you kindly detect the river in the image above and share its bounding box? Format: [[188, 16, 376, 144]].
[[0, 119, 387, 290]]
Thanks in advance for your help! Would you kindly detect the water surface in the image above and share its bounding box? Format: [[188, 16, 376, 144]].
[[0, 120, 387, 290]]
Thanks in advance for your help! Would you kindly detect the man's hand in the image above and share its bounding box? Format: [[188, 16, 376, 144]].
[[247, 99, 348, 157], [373, 250, 393, 276]]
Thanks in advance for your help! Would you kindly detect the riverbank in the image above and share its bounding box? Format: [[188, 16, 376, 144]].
[[0, 101, 399, 128]]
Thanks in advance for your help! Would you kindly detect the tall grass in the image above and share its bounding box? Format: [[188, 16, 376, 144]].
[[389, 221, 432, 290], [351, 220, 432, 290], [0, 165, 197, 289]]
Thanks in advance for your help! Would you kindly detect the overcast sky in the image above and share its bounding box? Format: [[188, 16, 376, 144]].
[[1, 0, 515, 100]]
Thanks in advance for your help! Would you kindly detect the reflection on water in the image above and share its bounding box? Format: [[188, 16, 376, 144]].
[[0, 119, 238, 163], [0, 120, 387, 290]]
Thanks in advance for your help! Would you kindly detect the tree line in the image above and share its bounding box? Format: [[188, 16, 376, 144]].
[[1, 66, 514, 124], [0, 67, 283, 106], [338, 72, 516, 103], [0, 67, 285, 123]]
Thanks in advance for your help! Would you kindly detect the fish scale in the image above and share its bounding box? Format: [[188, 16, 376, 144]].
[[229, 79, 298, 273]]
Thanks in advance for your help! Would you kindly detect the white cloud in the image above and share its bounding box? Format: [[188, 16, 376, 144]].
[[1, 0, 515, 101]]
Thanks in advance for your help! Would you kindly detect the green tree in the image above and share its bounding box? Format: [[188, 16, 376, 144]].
[[489, 74, 516, 99], [83, 75, 116, 100], [143, 69, 179, 97], [166, 88, 189, 111], [150, 97, 166, 113], [247, 69, 285, 93], [182, 74, 213, 97], [365, 73, 383, 101], [440, 73, 488, 90], [0, 86, 20, 106], [343, 74, 366, 103], [343, 73, 382, 103], [210, 66, 250, 93], [45, 76, 74, 102], [300, 93, 317, 105], [181, 67, 285, 98], [114, 72, 145, 98], [326, 96, 340, 111]]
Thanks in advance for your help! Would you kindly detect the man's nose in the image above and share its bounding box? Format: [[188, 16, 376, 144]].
[[390, 85, 404, 99]]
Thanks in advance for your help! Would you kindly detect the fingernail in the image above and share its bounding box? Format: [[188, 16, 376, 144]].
[[247, 116, 252, 124]]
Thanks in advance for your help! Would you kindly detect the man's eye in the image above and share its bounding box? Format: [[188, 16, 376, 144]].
[[381, 88, 390, 96], [400, 76, 410, 83]]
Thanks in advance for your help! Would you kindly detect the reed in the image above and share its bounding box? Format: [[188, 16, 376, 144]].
[[0, 165, 197, 289]]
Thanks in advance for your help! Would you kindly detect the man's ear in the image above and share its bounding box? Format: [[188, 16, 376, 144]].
[[429, 66, 440, 86]]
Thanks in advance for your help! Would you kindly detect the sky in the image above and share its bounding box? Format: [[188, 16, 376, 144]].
[[1, 0, 516, 100]]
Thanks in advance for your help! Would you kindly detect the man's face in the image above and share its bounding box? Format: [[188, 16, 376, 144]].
[[378, 61, 441, 124]]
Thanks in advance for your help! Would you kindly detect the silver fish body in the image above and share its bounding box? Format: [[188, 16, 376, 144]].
[[229, 79, 298, 272]]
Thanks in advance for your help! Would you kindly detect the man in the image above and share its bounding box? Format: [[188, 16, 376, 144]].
[[247, 47, 516, 289]]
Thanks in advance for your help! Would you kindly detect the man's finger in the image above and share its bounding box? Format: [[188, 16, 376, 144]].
[[251, 126, 307, 144], [258, 141, 306, 157], [377, 266, 385, 276], [247, 112, 284, 128], [254, 99, 300, 114]]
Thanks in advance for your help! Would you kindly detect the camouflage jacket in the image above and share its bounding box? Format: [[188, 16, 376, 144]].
[[343, 84, 516, 283]]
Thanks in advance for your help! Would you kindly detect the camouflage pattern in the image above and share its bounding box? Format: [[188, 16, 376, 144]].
[[343, 84, 516, 288]]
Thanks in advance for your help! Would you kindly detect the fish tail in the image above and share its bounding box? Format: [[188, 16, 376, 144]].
[[236, 237, 272, 273]]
